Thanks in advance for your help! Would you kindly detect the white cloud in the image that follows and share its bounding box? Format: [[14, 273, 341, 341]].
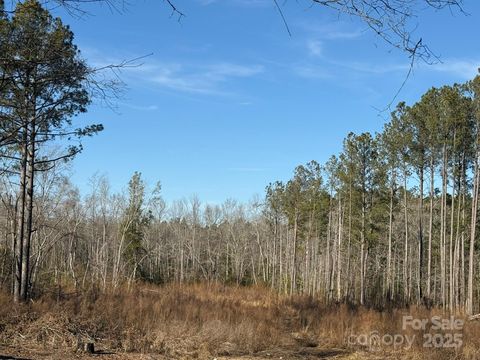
[[293, 58, 408, 81], [119, 102, 159, 111], [298, 21, 364, 41], [149, 62, 264, 95], [324, 30, 364, 40], [80, 47, 265, 97], [429, 59, 480, 80], [307, 40, 323, 57], [294, 55, 480, 84]]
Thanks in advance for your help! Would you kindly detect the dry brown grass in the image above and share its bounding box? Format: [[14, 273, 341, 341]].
[[0, 283, 479, 359]]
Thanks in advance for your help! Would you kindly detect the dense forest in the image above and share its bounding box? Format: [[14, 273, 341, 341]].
[[1, 0, 479, 317]]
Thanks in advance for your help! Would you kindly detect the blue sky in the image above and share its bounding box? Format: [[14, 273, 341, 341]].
[[55, 0, 479, 203]]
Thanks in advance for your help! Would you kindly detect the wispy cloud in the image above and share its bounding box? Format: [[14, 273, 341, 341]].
[[428, 59, 480, 80], [293, 59, 408, 81], [80, 46, 265, 97], [118, 102, 159, 111], [149, 62, 264, 95], [295, 56, 480, 85], [299, 21, 364, 41], [90, 58, 263, 96], [307, 40, 323, 57], [324, 30, 364, 40]]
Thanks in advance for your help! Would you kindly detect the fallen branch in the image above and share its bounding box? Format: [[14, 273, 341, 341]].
[[468, 314, 480, 321], [140, 288, 162, 294]]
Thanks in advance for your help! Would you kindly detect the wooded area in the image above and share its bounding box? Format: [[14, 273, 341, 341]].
[[1, 0, 478, 318]]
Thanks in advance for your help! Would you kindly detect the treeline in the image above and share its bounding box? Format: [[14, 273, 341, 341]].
[[2, 75, 480, 314], [260, 79, 480, 314], [1, 0, 480, 315]]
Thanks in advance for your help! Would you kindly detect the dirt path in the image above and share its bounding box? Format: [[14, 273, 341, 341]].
[[0, 346, 350, 360], [0, 346, 404, 360]]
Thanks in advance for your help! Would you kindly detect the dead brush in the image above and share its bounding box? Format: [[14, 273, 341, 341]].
[[1, 282, 480, 359]]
